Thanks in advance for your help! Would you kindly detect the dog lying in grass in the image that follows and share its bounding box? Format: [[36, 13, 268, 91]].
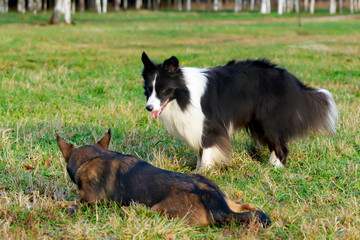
[[56, 129, 271, 227]]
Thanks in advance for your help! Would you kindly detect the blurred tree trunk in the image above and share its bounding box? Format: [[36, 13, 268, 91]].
[[95, 0, 101, 12], [114, 0, 121, 11], [71, 0, 75, 13], [147, 0, 151, 9], [136, 0, 141, 9], [329, 0, 336, 14], [0, 0, 7, 13], [278, 0, 284, 14], [33, 0, 42, 14], [304, 0, 308, 11], [250, 0, 254, 10], [50, 0, 64, 24], [178, 0, 182, 11], [339, 0, 342, 13], [186, 0, 190, 11], [43, 0, 47, 12], [153, 0, 158, 10], [64, 0, 71, 23], [260, 0, 265, 13], [260, 0, 270, 13], [28, 0, 34, 11], [206, 0, 210, 12], [350, 0, 353, 13], [266, 0, 271, 12], [50, 0, 72, 24], [234, 0, 242, 12], [94, 0, 107, 12], [79, 0, 85, 11], [214, 0, 220, 11], [310, 0, 315, 14], [353, 0, 357, 12], [286, 0, 292, 12], [102, 0, 107, 12], [123, 0, 128, 10], [17, 0, 26, 13], [295, 0, 299, 12]]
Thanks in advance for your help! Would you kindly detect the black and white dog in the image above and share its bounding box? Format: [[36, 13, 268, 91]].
[[141, 52, 337, 170]]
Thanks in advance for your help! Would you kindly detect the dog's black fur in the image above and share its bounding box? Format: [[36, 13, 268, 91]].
[[56, 130, 271, 227]]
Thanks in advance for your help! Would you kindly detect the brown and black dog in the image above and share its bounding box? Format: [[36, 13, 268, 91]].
[[56, 129, 271, 227]]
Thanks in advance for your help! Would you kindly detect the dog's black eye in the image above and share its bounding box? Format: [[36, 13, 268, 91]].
[[160, 89, 166, 94]]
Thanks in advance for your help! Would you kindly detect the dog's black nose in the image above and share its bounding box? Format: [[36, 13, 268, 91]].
[[146, 105, 153, 112]]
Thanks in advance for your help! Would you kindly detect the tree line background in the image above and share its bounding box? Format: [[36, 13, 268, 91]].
[[0, 0, 359, 25], [1, 0, 360, 13]]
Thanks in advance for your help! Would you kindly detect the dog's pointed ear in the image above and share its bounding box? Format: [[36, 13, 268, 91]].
[[142, 52, 156, 71], [163, 56, 179, 73], [96, 129, 111, 149], [56, 134, 75, 163]]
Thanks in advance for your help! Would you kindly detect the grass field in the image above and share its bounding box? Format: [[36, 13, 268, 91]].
[[0, 10, 359, 239]]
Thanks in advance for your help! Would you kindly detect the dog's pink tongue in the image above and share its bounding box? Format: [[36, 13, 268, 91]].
[[151, 110, 161, 119]]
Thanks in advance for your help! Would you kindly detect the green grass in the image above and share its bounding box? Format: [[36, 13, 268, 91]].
[[0, 11, 359, 239]]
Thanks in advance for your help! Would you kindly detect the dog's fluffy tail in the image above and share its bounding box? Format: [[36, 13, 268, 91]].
[[299, 87, 338, 136], [315, 88, 338, 134]]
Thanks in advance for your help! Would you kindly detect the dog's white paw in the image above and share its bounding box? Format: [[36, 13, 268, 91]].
[[269, 151, 284, 168]]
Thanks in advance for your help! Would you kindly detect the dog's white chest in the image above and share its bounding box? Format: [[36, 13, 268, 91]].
[[158, 67, 209, 153], [159, 101, 204, 153]]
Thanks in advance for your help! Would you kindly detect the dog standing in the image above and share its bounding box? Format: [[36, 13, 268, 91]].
[[141, 52, 337, 170], [56, 130, 271, 227]]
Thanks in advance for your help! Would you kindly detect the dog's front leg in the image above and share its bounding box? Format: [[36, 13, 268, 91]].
[[196, 149, 203, 170], [197, 146, 228, 170]]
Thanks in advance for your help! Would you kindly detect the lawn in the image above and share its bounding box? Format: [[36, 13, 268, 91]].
[[0, 10, 359, 239]]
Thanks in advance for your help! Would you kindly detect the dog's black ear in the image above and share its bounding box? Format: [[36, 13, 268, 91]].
[[56, 134, 75, 163], [163, 56, 179, 73], [96, 129, 111, 149], [142, 52, 156, 71]]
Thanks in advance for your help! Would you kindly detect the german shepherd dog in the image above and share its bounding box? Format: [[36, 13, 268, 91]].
[[56, 130, 271, 227]]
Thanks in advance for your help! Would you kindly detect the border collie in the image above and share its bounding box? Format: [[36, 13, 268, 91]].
[[141, 52, 337, 170]]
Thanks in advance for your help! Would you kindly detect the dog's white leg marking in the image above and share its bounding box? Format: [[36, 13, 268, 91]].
[[268, 151, 284, 168], [199, 146, 228, 170], [200, 148, 216, 170]]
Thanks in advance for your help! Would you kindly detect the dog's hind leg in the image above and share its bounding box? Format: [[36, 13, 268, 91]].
[[200, 189, 271, 226], [269, 151, 284, 168], [248, 119, 288, 168], [267, 140, 289, 168], [210, 199, 270, 226]]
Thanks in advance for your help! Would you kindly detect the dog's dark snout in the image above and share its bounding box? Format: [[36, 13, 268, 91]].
[[146, 105, 154, 112]]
